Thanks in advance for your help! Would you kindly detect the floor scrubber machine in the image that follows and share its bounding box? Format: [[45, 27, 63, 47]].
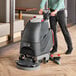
[[16, 10, 61, 70]]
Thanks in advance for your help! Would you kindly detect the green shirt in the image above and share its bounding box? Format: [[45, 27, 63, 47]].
[[40, 0, 65, 11]]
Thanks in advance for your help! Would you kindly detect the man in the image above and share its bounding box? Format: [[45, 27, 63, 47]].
[[39, 0, 73, 54]]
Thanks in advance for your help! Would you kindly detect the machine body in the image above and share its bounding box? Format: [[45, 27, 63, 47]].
[[16, 10, 60, 70]]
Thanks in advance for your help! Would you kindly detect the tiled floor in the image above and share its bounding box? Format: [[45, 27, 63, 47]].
[[0, 26, 76, 76]]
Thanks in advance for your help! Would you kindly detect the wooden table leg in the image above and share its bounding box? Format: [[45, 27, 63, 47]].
[[19, 10, 22, 19]]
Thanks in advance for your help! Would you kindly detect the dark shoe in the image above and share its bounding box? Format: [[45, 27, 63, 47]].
[[65, 48, 73, 54], [50, 49, 57, 54]]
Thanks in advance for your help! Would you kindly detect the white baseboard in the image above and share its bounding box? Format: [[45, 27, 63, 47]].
[[0, 32, 21, 43]]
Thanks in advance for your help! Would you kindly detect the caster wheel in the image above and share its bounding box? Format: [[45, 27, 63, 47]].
[[44, 60, 48, 63], [39, 60, 42, 63], [19, 54, 25, 60], [43, 58, 48, 64]]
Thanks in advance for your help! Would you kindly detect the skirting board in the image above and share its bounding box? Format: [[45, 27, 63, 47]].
[[0, 32, 21, 43]]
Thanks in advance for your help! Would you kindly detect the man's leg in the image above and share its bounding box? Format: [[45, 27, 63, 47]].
[[57, 10, 73, 54], [49, 16, 57, 54]]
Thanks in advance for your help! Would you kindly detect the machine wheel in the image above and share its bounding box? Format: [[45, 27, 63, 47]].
[[43, 58, 48, 64], [39, 60, 42, 63], [44, 60, 48, 63], [19, 54, 25, 60]]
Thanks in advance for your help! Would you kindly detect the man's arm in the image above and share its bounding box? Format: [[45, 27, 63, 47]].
[[40, 0, 47, 9], [39, 0, 47, 14], [56, 0, 64, 11], [51, 0, 64, 16]]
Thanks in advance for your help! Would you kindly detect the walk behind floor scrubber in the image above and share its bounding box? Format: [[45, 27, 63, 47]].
[[16, 10, 61, 70]]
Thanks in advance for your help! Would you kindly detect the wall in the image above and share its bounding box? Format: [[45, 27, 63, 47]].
[[15, 0, 42, 14], [67, 0, 76, 24], [0, 0, 10, 23]]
